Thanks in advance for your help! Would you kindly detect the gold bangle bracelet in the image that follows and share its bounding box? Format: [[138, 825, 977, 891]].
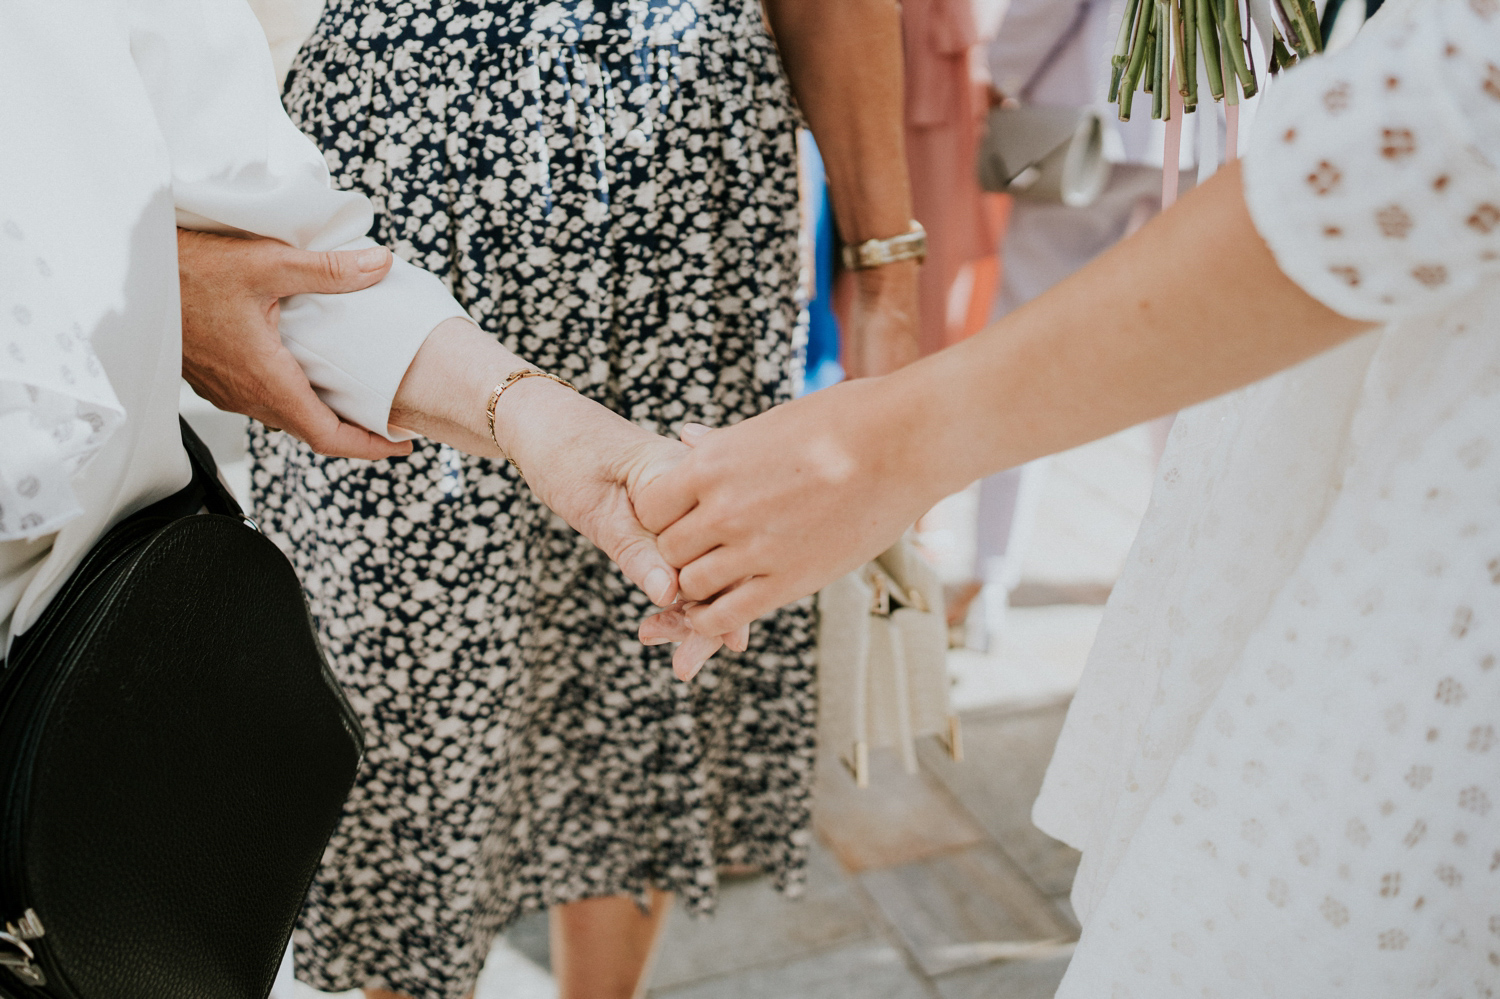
[[485, 368, 579, 474], [840, 220, 928, 271]]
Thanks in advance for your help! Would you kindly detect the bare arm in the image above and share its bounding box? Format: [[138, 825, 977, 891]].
[[388, 318, 685, 609], [390, 319, 751, 667], [762, 0, 920, 376], [636, 163, 1374, 639], [918, 161, 1369, 485]]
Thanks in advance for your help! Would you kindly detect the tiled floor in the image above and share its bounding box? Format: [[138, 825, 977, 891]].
[[490, 701, 1084, 999]]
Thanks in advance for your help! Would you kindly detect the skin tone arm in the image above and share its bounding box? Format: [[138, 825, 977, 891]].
[[763, 0, 920, 377], [635, 162, 1376, 652], [386, 318, 692, 610]]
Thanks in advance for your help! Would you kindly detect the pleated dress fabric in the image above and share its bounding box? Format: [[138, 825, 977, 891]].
[[249, 4, 818, 996]]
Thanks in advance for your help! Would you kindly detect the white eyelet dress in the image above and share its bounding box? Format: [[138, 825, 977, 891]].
[[1033, 1, 1500, 995], [248, 3, 817, 998]]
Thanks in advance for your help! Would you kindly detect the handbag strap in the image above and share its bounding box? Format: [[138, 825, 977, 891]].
[[1017, 1, 1096, 104], [177, 418, 246, 520]]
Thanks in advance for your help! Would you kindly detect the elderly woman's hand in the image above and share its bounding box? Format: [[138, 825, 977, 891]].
[[496, 380, 751, 678], [387, 319, 743, 680], [177, 228, 413, 460]]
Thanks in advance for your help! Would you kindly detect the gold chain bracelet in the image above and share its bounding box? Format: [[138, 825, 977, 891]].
[[485, 368, 579, 475]]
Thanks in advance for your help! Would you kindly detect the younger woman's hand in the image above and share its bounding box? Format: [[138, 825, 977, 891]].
[[632, 375, 948, 639], [633, 422, 751, 681]]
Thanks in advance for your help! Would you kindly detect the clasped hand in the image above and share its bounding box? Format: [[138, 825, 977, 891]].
[[177, 229, 751, 679], [632, 375, 939, 679]]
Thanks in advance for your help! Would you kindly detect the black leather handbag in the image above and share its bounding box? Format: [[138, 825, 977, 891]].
[[0, 421, 363, 999]]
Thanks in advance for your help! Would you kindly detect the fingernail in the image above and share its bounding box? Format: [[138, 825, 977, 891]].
[[680, 423, 713, 443], [356, 247, 390, 272], [642, 636, 671, 647], [645, 568, 673, 606]]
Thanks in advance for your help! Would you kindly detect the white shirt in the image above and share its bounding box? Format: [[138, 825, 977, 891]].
[[0, 0, 469, 644]]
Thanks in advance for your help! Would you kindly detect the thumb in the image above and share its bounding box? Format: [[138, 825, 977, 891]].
[[600, 519, 680, 608], [679, 423, 714, 446], [258, 243, 394, 297]]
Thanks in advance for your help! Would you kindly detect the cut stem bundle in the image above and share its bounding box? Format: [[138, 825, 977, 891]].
[[1109, 0, 1321, 121]]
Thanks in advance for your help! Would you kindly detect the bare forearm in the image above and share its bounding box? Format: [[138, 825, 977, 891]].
[[389, 324, 692, 615], [387, 317, 600, 469], [639, 164, 1379, 635], [388, 318, 515, 458], [762, 0, 911, 242], [902, 163, 1375, 493]]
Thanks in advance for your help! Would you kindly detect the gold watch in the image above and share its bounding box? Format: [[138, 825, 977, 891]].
[[840, 221, 928, 271]]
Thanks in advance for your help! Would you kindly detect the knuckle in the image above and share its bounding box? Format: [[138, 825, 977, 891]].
[[657, 536, 686, 567], [678, 571, 711, 604], [319, 254, 346, 284]]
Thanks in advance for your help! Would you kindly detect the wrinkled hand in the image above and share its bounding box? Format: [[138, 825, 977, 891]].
[[839, 260, 920, 379], [178, 228, 409, 460], [634, 375, 944, 642], [489, 377, 748, 680]]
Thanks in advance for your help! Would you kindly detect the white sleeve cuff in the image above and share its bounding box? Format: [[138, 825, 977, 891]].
[[277, 255, 472, 442]]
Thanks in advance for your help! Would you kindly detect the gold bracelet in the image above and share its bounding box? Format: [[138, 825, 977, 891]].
[[485, 368, 579, 475], [840, 220, 928, 271]]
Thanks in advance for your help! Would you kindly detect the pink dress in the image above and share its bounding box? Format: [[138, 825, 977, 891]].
[[902, 0, 998, 354]]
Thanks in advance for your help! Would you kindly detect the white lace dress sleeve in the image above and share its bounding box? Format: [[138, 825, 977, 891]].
[[1243, 0, 1500, 322], [0, 219, 124, 542]]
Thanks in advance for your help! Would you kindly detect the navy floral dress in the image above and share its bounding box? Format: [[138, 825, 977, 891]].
[[249, 3, 817, 996]]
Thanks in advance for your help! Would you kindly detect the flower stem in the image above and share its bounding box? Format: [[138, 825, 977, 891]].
[[1196, 0, 1225, 101], [1119, 0, 1156, 119], [1152, 4, 1166, 118]]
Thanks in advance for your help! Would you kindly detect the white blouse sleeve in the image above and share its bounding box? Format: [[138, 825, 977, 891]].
[[1243, 0, 1500, 324], [127, 0, 471, 440], [0, 220, 125, 542]]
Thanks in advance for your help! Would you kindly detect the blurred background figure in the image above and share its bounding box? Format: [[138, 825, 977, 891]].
[[952, 0, 1233, 650], [900, 0, 1005, 357]]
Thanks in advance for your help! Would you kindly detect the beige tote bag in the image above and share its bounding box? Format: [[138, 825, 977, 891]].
[[817, 540, 962, 788]]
